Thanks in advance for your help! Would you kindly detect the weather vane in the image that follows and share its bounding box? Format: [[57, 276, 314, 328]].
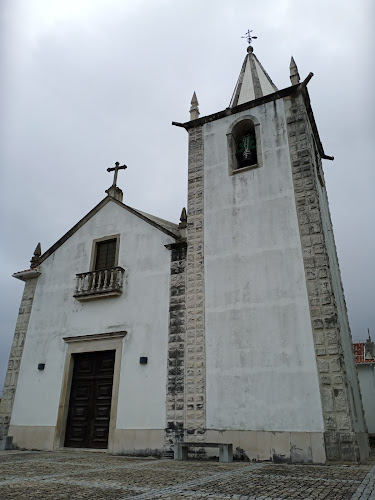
[[241, 29, 257, 45]]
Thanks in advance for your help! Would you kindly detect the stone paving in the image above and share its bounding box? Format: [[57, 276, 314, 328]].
[[0, 450, 374, 500]]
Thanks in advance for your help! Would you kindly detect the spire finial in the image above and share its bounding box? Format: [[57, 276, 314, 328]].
[[30, 243, 41, 268], [190, 91, 200, 121], [289, 56, 300, 85], [179, 207, 187, 239], [241, 29, 257, 46], [180, 207, 187, 224]]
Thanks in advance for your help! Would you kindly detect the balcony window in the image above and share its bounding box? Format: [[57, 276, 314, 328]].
[[74, 235, 124, 301]]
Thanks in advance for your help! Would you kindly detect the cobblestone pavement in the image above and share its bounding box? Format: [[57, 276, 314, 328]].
[[0, 450, 374, 500]]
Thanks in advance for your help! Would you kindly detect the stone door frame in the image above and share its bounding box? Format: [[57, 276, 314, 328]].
[[53, 331, 126, 452]]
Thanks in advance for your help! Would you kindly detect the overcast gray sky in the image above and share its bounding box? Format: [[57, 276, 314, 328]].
[[1, 0, 374, 395]]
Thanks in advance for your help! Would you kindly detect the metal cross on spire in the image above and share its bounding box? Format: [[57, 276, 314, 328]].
[[107, 162, 127, 187], [241, 29, 257, 45]]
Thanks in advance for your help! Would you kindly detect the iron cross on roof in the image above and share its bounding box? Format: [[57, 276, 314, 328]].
[[107, 162, 127, 187]]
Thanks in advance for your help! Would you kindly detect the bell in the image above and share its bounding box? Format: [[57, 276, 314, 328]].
[[239, 149, 256, 168]]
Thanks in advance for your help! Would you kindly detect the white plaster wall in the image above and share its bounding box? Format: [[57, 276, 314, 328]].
[[11, 200, 174, 430], [204, 100, 324, 432], [357, 365, 375, 434]]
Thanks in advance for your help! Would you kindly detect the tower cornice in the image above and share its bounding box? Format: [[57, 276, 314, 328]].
[[172, 83, 333, 161]]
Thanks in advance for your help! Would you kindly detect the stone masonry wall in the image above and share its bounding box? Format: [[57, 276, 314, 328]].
[[0, 277, 38, 439], [165, 241, 187, 451], [285, 93, 367, 461], [185, 126, 206, 442]]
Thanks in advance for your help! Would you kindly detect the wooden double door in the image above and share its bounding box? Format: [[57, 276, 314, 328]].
[[64, 350, 115, 449]]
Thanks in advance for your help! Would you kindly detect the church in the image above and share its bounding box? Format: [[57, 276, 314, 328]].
[[0, 40, 370, 463]]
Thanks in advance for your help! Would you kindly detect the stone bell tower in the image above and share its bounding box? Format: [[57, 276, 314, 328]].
[[171, 41, 369, 462]]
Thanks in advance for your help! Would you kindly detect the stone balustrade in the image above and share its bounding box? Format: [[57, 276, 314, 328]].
[[74, 267, 125, 301]]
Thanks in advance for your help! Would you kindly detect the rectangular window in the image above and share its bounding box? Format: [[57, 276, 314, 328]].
[[95, 239, 117, 270], [89, 234, 120, 272]]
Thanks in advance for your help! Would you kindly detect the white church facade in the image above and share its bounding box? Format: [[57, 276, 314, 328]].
[[0, 44, 369, 462]]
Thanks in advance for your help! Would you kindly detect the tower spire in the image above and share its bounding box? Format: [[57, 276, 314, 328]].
[[229, 39, 277, 107]]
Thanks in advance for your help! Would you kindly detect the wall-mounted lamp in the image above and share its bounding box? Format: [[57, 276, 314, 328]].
[[38, 363, 45, 371], [139, 357, 148, 365]]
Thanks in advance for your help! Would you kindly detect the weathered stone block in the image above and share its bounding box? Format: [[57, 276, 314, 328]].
[[318, 360, 329, 373], [304, 257, 315, 268], [324, 315, 337, 328], [300, 213, 309, 224], [313, 245, 324, 254], [325, 444, 340, 460], [325, 432, 339, 444], [309, 211, 321, 223], [326, 330, 338, 345], [339, 432, 354, 443], [320, 375, 331, 385], [321, 388, 334, 412], [311, 307, 322, 318], [307, 282, 318, 295], [334, 389, 348, 412], [315, 255, 328, 267], [313, 319, 324, 330], [341, 444, 358, 461], [331, 375, 343, 385], [337, 414, 351, 430], [313, 331, 324, 345], [301, 235, 312, 247], [327, 347, 339, 355], [319, 268, 328, 279], [322, 306, 335, 316], [329, 358, 341, 373]]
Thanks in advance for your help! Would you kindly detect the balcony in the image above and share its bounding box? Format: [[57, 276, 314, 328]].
[[74, 267, 125, 301]]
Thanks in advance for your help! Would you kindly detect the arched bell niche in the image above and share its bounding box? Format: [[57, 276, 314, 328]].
[[226, 116, 262, 175]]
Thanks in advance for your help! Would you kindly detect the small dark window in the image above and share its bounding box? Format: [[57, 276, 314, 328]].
[[95, 239, 116, 270]]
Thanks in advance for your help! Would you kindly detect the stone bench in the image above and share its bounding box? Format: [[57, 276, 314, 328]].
[[174, 442, 233, 463]]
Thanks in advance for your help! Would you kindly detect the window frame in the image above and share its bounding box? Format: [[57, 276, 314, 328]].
[[89, 234, 120, 271], [227, 115, 263, 175]]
